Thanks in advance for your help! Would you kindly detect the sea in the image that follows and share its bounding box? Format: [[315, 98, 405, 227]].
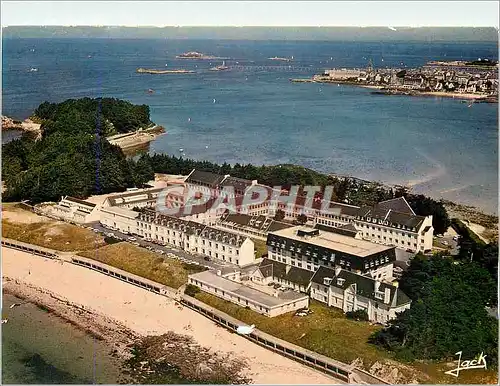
[[0, 37, 498, 384], [2, 38, 498, 214]]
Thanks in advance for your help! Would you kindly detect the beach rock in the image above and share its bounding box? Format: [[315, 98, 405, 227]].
[[196, 363, 213, 376]]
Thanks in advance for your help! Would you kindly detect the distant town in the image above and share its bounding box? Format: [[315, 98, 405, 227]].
[[293, 59, 499, 102]]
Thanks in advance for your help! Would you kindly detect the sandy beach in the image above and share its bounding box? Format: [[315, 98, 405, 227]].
[[2, 247, 340, 384]]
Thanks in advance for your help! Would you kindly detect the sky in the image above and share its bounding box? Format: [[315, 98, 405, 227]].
[[2, 1, 499, 27]]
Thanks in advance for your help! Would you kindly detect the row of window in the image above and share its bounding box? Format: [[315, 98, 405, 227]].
[[360, 224, 417, 238], [364, 256, 390, 269]]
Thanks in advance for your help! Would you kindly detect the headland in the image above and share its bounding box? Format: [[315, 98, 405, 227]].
[[292, 59, 499, 102]]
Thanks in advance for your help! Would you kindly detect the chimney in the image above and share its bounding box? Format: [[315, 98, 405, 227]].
[[384, 288, 391, 304], [335, 266, 342, 277], [374, 280, 381, 293], [286, 265, 291, 274]]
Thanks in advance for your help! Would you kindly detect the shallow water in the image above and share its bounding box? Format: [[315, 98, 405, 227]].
[[1, 293, 124, 384]]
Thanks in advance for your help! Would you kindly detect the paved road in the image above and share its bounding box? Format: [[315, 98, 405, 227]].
[[87, 222, 239, 271]]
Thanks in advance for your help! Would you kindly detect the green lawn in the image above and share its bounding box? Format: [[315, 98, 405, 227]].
[[79, 243, 205, 289], [252, 238, 268, 259], [194, 292, 386, 366]]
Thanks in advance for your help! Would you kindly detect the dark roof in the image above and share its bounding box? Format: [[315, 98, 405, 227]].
[[259, 258, 313, 287], [221, 176, 254, 192], [376, 197, 415, 216], [285, 266, 314, 287], [221, 213, 292, 234], [259, 258, 286, 278], [339, 223, 358, 232], [314, 223, 358, 238], [311, 266, 411, 307], [355, 206, 425, 230], [186, 169, 226, 188], [65, 196, 96, 208]]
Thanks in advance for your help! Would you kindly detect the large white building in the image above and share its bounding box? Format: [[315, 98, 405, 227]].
[[47, 196, 100, 224], [99, 170, 434, 257], [310, 266, 411, 324], [267, 226, 396, 282]]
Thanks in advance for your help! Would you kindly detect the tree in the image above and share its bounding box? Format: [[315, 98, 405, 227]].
[[2, 98, 155, 204], [274, 209, 285, 221], [370, 255, 498, 365], [406, 194, 450, 235]]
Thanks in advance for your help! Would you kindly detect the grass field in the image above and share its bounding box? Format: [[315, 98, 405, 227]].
[[252, 238, 268, 259], [79, 242, 205, 289], [2, 205, 104, 252]]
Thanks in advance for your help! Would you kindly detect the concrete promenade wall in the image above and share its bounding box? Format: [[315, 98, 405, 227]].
[[181, 294, 354, 383]]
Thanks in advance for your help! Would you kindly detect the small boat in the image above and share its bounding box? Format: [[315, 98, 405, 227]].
[[209, 61, 230, 71], [29, 68, 38, 72], [1, 319, 8, 324], [213, 98, 216, 104], [147, 89, 155, 94], [179, 148, 184, 152], [9, 303, 21, 309], [188, 118, 191, 122]]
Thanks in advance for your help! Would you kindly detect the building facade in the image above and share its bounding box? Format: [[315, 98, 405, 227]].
[[266, 226, 396, 282], [100, 207, 255, 267], [310, 266, 411, 324]]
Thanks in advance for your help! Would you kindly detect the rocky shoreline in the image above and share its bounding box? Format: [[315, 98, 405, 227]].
[[2, 277, 252, 384]]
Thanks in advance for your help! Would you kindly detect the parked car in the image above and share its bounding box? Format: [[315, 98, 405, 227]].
[[127, 237, 137, 242]]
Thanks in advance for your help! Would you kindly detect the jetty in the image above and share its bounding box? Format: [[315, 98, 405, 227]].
[[106, 125, 165, 151], [290, 78, 315, 83], [175, 51, 229, 60]]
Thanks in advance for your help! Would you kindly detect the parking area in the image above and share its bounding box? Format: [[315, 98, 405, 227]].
[[86, 222, 239, 271], [433, 232, 460, 255]]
